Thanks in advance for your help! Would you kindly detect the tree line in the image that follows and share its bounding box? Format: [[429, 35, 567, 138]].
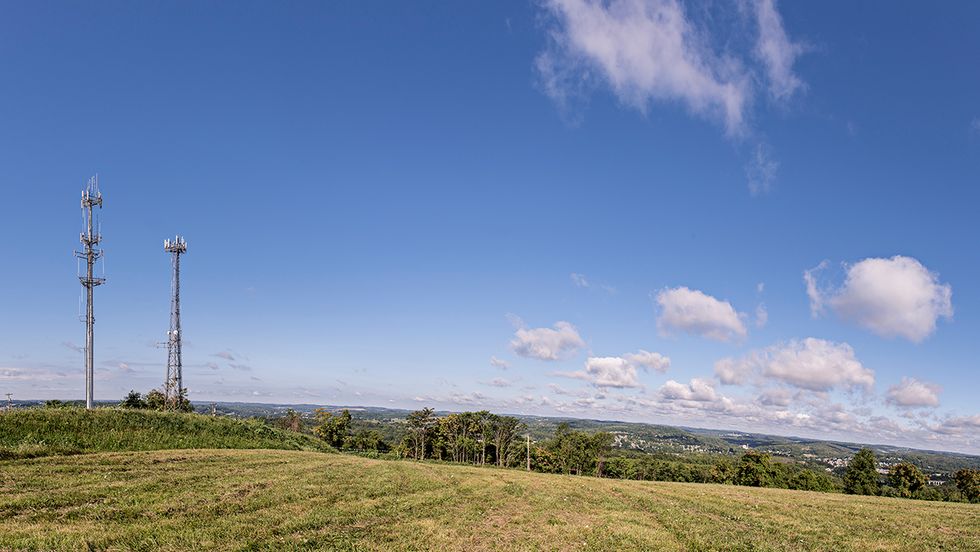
[[842, 448, 979, 503], [112, 395, 980, 504]]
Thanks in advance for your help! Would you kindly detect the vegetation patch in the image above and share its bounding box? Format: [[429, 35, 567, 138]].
[[0, 407, 332, 459]]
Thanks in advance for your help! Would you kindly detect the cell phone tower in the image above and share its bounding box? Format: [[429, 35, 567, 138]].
[[163, 235, 187, 406], [74, 175, 105, 410]]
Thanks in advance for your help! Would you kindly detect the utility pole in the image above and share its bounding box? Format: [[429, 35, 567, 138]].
[[526, 434, 531, 471], [75, 176, 105, 410], [164, 236, 187, 408]]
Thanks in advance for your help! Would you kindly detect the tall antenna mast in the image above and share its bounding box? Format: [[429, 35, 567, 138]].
[[164, 235, 187, 407], [74, 176, 105, 410]]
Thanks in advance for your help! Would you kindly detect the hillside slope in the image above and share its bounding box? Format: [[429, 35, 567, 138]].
[[0, 408, 331, 459], [1, 449, 977, 551]]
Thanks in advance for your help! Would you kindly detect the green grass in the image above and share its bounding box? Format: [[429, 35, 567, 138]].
[[0, 408, 331, 459], [1, 449, 977, 551]]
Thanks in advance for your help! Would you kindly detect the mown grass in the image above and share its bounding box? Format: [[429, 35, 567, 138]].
[[0, 408, 331, 459], [1, 449, 977, 551]]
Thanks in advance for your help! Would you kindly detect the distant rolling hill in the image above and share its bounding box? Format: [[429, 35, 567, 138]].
[[197, 401, 980, 475]]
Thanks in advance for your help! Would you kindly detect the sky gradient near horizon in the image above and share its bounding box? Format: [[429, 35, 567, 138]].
[[1, 1, 979, 453]]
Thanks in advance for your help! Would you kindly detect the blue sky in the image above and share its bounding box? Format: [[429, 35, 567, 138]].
[[1, 1, 978, 453]]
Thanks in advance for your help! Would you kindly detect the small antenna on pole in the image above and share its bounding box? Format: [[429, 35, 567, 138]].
[[74, 175, 105, 410], [164, 235, 188, 409]]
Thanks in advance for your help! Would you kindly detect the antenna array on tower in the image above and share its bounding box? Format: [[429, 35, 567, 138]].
[[74, 176, 105, 410], [164, 235, 188, 408]]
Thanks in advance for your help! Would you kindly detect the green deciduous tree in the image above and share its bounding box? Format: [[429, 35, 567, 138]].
[[276, 409, 303, 432], [953, 468, 980, 503], [312, 408, 352, 448], [888, 462, 927, 498], [145, 389, 166, 411], [120, 390, 147, 409], [735, 451, 779, 487], [844, 448, 880, 495], [405, 408, 436, 460]]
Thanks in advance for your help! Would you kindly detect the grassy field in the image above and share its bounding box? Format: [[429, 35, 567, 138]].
[[0, 408, 331, 459], [1, 449, 978, 551]]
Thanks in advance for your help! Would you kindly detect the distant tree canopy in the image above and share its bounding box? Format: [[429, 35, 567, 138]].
[[313, 408, 352, 449], [533, 423, 613, 477], [401, 408, 525, 467], [120, 390, 147, 409], [953, 468, 980, 503], [888, 462, 926, 498], [276, 409, 303, 433], [735, 451, 780, 487], [844, 448, 880, 496], [122, 389, 191, 412]]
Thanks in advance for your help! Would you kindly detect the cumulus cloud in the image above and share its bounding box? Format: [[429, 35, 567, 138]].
[[656, 286, 747, 342], [570, 273, 589, 287], [622, 350, 671, 373], [714, 338, 874, 392], [659, 377, 717, 402], [752, 0, 805, 101], [489, 356, 510, 370], [805, 256, 953, 342], [510, 321, 585, 361], [886, 377, 941, 408], [559, 350, 669, 388]]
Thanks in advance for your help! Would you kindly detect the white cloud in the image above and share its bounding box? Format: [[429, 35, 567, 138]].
[[886, 377, 941, 408], [746, 142, 779, 195], [971, 117, 980, 134], [559, 350, 669, 389], [714, 338, 874, 392], [489, 356, 510, 370], [756, 387, 793, 407], [659, 377, 717, 402], [579, 357, 644, 388], [570, 273, 589, 287], [536, 0, 752, 135], [805, 256, 953, 342], [510, 321, 585, 361], [656, 286, 747, 342], [752, 0, 805, 101], [622, 350, 671, 373]]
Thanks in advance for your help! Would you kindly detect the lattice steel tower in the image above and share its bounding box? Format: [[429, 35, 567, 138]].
[[75, 176, 105, 410], [164, 236, 187, 405]]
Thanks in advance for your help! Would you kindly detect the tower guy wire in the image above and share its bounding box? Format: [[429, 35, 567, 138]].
[[164, 235, 188, 407], [74, 176, 105, 410]]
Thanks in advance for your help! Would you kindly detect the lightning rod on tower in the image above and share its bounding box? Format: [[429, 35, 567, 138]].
[[75, 176, 105, 410], [164, 235, 187, 408]]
